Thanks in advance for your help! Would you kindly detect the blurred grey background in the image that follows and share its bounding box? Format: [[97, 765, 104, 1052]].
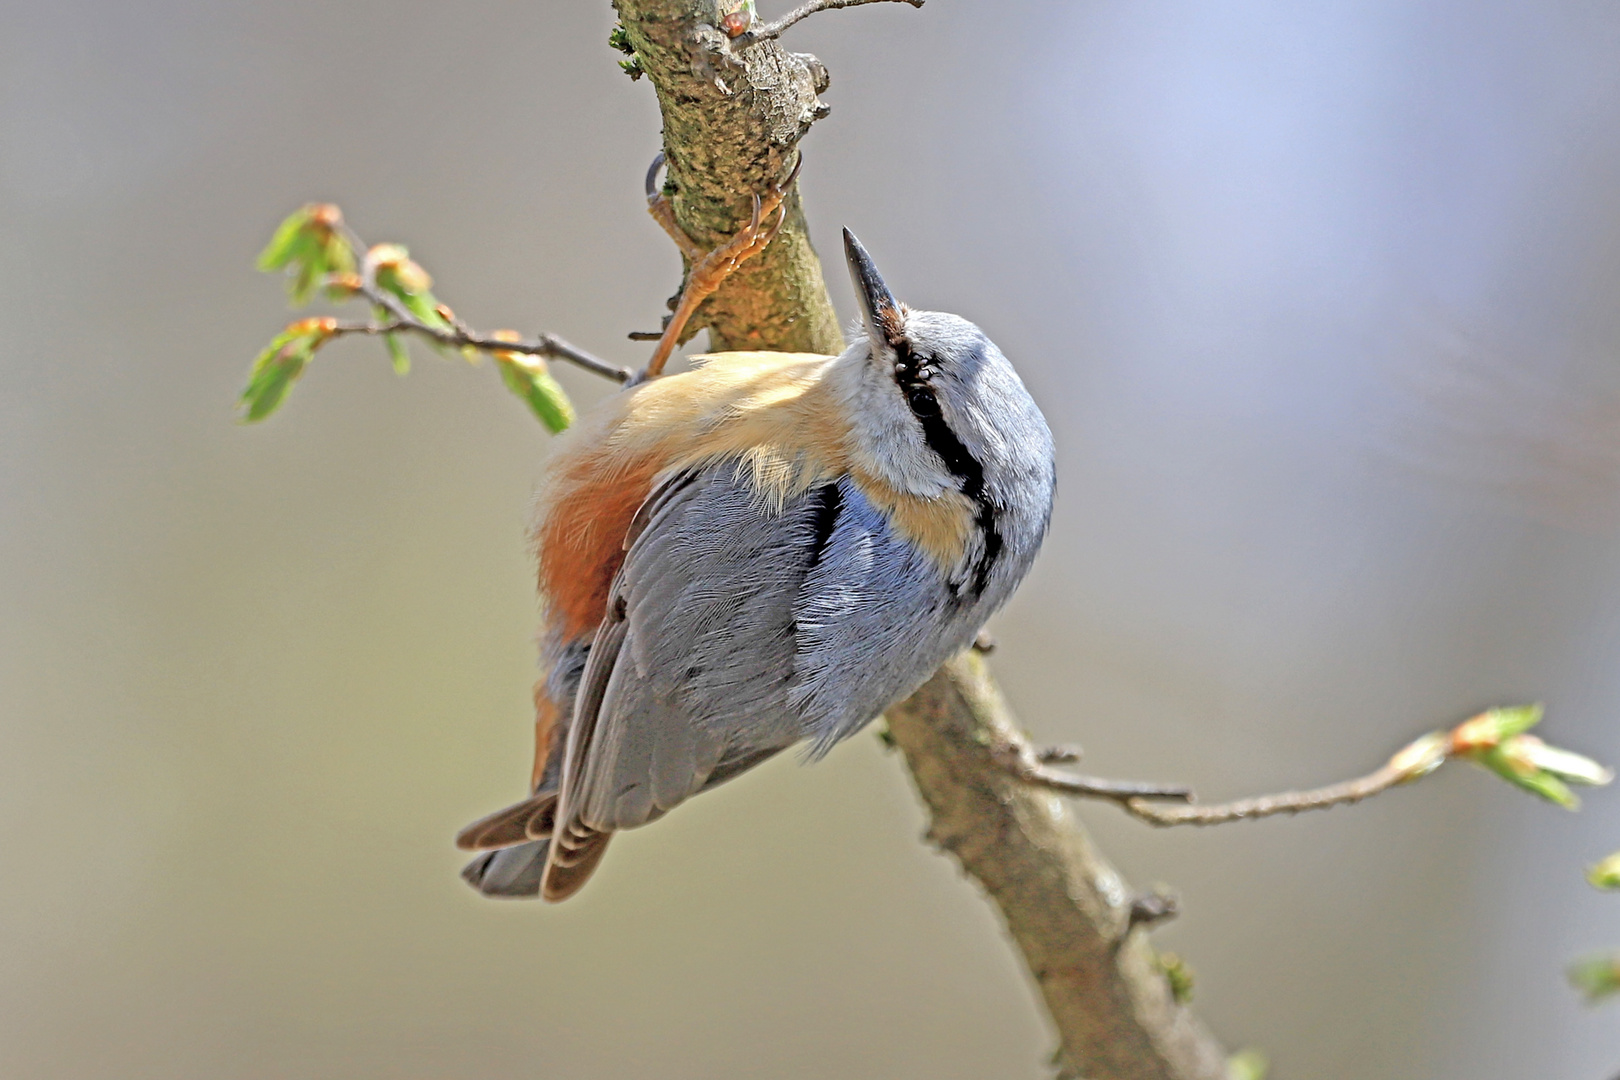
[[3, 1, 1619, 1077]]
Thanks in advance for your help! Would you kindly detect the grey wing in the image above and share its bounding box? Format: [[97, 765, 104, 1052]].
[[545, 464, 836, 889], [788, 477, 998, 754]]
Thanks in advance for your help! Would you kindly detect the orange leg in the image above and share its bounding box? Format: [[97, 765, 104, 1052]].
[[639, 153, 802, 381]]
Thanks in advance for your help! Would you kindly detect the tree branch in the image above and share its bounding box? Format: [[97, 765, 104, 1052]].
[[615, 0, 844, 355], [740, 0, 925, 43], [613, 4, 1233, 1076]]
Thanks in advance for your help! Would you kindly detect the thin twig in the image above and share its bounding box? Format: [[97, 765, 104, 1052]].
[[335, 222, 632, 383], [993, 739, 1195, 803], [741, 0, 924, 42], [1008, 725, 1455, 828], [1122, 760, 1414, 827], [325, 319, 630, 382], [1127, 889, 1181, 932]]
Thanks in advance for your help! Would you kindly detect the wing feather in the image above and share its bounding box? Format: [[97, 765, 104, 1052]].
[[539, 466, 833, 899]]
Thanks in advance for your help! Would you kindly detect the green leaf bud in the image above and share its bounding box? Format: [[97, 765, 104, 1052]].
[[1568, 953, 1620, 1004], [1587, 851, 1620, 891]]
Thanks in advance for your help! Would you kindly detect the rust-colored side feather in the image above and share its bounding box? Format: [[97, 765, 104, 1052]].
[[536, 452, 659, 642]]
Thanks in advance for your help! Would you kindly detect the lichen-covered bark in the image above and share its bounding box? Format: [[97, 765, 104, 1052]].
[[614, 0, 843, 354], [610, 3, 1230, 1077]]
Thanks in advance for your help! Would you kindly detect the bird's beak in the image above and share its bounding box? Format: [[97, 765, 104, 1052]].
[[843, 228, 905, 352]]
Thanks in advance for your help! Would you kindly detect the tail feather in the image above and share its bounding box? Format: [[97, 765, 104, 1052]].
[[541, 831, 612, 902], [455, 792, 558, 851], [461, 840, 549, 899]]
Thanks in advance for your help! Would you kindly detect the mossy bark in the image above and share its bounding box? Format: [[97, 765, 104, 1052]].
[[609, 4, 1230, 1077]]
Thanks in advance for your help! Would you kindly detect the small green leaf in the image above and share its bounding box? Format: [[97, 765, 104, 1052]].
[[240, 335, 311, 422], [238, 317, 335, 422], [1517, 739, 1614, 787], [256, 206, 315, 272], [378, 273, 446, 327], [1568, 953, 1620, 1004], [1227, 1049, 1269, 1080], [290, 255, 324, 308], [320, 230, 356, 279], [1452, 705, 1544, 751], [496, 354, 575, 434], [1489, 704, 1545, 739], [1588, 851, 1620, 890], [1473, 745, 1578, 808], [383, 333, 410, 376], [259, 204, 353, 307], [1462, 732, 1611, 810], [1451, 707, 1611, 811]]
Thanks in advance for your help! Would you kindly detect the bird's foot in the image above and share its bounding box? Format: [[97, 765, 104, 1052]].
[[638, 152, 802, 381]]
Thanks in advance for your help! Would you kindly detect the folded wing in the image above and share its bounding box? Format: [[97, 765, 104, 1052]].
[[541, 465, 837, 900]]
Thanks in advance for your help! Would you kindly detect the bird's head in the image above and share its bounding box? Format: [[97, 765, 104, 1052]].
[[836, 228, 1050, 511]]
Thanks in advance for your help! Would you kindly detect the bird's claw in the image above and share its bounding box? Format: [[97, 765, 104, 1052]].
[[638, 153, 803, 380]]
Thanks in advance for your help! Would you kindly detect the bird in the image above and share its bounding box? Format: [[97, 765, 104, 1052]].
[[456, 226, 1055, 901]]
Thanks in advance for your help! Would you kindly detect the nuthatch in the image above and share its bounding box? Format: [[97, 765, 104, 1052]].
[[458, 214, 1055, 901]]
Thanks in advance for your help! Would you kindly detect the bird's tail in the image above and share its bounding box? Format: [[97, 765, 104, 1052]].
[[455, 786, 613, 901], [461, 839, 550, 899], [456, 791, 557, 900]]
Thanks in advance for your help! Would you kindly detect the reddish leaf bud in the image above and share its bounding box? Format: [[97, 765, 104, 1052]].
[[307, 203, 343, 233]]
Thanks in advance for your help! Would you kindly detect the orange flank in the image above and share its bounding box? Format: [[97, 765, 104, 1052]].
[[536, 451, 660, 642]]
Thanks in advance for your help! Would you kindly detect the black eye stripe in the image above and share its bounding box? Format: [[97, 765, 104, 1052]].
[[890, 341, 1002, 598]]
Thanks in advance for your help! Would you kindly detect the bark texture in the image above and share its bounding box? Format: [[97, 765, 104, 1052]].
[[615, 0, 844, 354], [611, 3, 1231, 1076]]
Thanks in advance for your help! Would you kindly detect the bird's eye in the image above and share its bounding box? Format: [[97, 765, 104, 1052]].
[[907, 386, 940, 416]]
